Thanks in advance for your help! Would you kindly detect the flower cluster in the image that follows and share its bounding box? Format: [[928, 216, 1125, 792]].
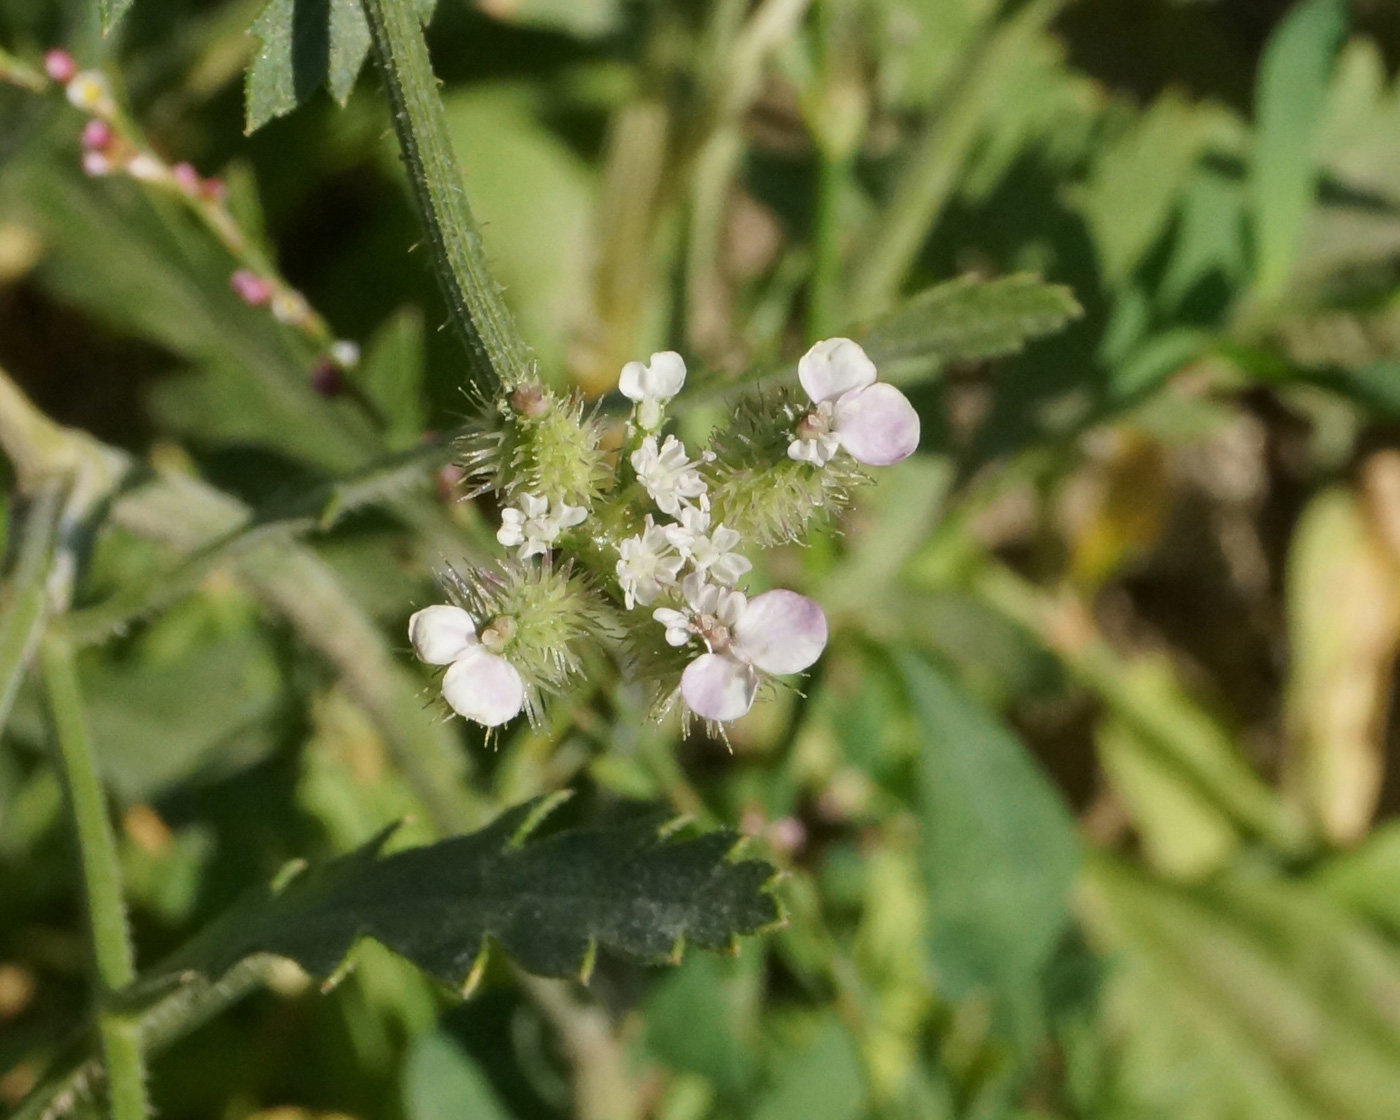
[[410, 339, 918, 733]]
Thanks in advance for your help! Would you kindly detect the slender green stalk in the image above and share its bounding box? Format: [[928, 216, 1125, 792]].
[[41, 631, 148, 1120], [808, 148, 851, 336], [360, 0, 533, 391], [848, 0, 1064, 318]]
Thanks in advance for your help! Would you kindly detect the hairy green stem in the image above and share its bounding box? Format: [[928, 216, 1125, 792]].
[[41, 631, 148, 1120], [360, 0, 533, 391]]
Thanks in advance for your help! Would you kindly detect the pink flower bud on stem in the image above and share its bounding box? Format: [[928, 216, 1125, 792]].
[[171, 161, 201, 194], [230, 269, 272, 307], [80, 119, 113, 152], [309, 357, 344, 398], [43, 49, 77, 84]]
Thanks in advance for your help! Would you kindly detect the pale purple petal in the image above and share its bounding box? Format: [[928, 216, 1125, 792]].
[[798, 338, 877, 404], [833, 382, 920, 466], [441, 646, 525, 726], [408, 605, 477, 665], [682, 652, 758, 721], [732, 590, 828, 675]]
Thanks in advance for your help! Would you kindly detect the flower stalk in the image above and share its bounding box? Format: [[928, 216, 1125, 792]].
[[359, 0, 535, 392], [40, 630, 147, 1120]]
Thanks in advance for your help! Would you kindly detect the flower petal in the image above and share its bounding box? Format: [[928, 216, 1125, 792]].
[[798, 338, 877, 404], [618, 360, 647, 402], [733, 590, 828, 675], [441, 646, 525, 726], [833, 382, 920, 466], [408, 605, 478, 665], [682, 652, 758, 721], [646, 350, 687, 399]]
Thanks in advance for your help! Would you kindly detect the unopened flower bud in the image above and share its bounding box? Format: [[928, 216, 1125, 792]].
[[125, 153, 165, 182], [309, 358, 343, 397], [200, 177, 226, 202], [44, 49, 77, 85], [511, 383, 550, 420], [171, 161, 201, 193], [330, 340, 360, 370], [65, 71, 114, 117], [230, 269, 272, 307], [80, 118, 113, 152]]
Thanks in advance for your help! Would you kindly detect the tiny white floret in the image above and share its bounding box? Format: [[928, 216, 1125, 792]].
[[619, 351, 686, 430], [616, 515, 684, 608], [497, 493, 587, 560], [408, 604, 524, 726], [66, 71, 115, 117], [631, 435, 709, 516], [664, 506, 751, 586]]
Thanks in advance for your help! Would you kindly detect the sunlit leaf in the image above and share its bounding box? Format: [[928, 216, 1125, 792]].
[[128, 796, 781, 1000], [403, 1030, 516, 1120]]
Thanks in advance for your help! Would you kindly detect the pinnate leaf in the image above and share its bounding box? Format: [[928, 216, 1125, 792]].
[[130, 796, 780, 999], [245, 0, 437, 133], [863, 273, 1082, 385]]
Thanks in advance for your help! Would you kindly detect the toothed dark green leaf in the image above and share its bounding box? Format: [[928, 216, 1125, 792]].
[[128, 798, 780, 998], [245, 0, 438, 133]]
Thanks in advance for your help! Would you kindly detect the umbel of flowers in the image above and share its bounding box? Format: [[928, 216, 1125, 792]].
[[409, 340, 919, 732]]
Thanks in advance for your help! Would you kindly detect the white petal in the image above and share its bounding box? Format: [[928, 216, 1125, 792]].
[[834, 383, 921, 466], [711, 553, 752, 586], [733, 590, 828, 675], [618, 360, 647, 402], [555, 503, 588, 529], [645, 351, 687, 399], [441, 646, 525, 726], [409, 605, 478, 665], [798, 338, 877, 404], [681, 653, 758, 721]]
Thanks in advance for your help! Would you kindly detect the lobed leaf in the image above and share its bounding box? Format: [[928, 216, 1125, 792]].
[[245, 0, 437, 133], [861, 273, 1083, 385], [128, 796, 781, 1001]]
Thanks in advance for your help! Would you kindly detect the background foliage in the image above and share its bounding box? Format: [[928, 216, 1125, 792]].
[[8, 0, 1400, 1118]]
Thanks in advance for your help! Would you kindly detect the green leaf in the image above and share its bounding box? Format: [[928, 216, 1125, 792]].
[[897, 652, 1079, 1040], [862, 273, 1083, 386], [404, 1030, 516, 1120], [100, 0, 136, 34], [1251, 0, 1349, 296], [360, 308, 428, 449], [129, 796, 781, 1000], [245, 0, 437, 133], [752, 1017, 865, 1120]]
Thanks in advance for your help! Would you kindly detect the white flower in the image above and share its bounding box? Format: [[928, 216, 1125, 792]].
[[497, 493, 587, 560], [66, 71, 115, 117], [616, 515, 684, 608], [656, 576, 828, 722], [631, 435, 708, 516], [788, 338, 920, 467], [664, 506, 751, 586], [408, 604, 524, 726], [619, 350, 686, 430]]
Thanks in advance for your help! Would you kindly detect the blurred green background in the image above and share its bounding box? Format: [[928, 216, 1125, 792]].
[[9, 0, 1400, 1117]]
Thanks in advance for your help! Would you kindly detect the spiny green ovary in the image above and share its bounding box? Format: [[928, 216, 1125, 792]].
[[705, 387, 867, 546], [510, 399, 610, 507], [488, 566, 610, 691]]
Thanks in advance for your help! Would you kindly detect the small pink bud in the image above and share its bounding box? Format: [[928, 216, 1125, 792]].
[[766, 816, 807, 856], [80, 118, 113, 152], [309, 358, 344, 397], [200, 177, 226, 202], [229, 269, 272, 307], [436, 463, 464, 504], [171, 161, 200, 193], [44, 50, 77, 84]]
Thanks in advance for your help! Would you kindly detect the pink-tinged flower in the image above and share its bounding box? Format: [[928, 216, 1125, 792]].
[[201, 177, 227, 202], [619, 350, 686, 430], [44, 50, 77, 85], [171, 161, 201, 193], [81, 151, 114, 178], [655, 576, 827, 722], [230, 269, 272, 307], [409, 604, 524, 726], [80, 119, 113, 152], [788, 337, 919, 467]]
